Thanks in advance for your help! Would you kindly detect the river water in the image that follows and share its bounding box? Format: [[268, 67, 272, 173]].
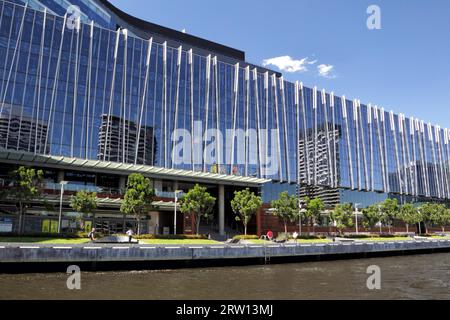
[[1, 254, 450, 300]]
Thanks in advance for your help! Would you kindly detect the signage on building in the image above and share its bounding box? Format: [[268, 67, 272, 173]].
[[0, 222, 13, 233]]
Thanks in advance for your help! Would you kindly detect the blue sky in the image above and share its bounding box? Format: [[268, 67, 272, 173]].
[[109, 0, 450, 128]]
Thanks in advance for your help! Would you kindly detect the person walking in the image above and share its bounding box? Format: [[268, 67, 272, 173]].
[[126, 228, 134, 243]]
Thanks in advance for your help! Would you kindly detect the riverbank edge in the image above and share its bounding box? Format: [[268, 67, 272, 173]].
[[1, 240, 450, 273]]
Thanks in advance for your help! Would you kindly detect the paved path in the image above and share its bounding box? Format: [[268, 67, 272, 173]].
[[1, 239, 450, 250]]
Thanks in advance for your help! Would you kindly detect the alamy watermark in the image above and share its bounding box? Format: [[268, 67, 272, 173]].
[[366, 265, 382, 290], [171, 122, 280, 176], [367, 5, 382, 30], [66, 265, 81, 290], [66, 5, 81, 31]]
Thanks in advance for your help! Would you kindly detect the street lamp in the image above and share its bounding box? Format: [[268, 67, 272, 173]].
[[58, 181, 68, 234], [378, 204, 383, 234], [354, 203, 361, 235], [418, 208, 422, 235], [299, 208, 307, 236], [174, 190, 183, 235]]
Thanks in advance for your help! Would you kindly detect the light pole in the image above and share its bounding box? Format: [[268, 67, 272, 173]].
[[354, 203, 361, 235], [378, 204, 383, 234], [174, 190, 183, 235], [418, 208, 422, 235], [58, 181, 68, 234], [298, 201, 302, 235]]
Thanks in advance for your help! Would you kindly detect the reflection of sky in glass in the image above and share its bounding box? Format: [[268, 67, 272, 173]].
[[0, 0, 449, 201]]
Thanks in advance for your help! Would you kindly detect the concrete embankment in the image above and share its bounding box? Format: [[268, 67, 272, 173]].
[[1, 240, 450, 272]]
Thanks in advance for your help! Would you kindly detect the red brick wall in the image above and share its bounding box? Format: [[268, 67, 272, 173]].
[[256, 207, 447, 236]]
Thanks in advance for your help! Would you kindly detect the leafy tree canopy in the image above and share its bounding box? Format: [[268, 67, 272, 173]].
[[231, 188, 263, 235]]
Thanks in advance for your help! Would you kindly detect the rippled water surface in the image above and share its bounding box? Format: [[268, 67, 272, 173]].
[[1, 254, 450, 300]]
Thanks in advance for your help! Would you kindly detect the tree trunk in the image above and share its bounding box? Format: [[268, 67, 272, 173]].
[[442, 226, 445, 233], [284, 222, 288, 236], [18, 212, 23, 235], [299, 216, 302, 235], [136, 217, 141, 236], [17, 203, 23, 235], [196, 213, 201, 236], [244, 224, 247, 236], [406, 224, 409, 234]]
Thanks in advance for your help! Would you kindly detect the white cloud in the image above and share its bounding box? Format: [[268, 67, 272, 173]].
[[317, 64, 336, 78], [262, 56, 317, 73]]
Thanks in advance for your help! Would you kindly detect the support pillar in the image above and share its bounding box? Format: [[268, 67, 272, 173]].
[[219, 184, 225, 236], [119, 176, 127, 194], [57, 170, 65, 183]]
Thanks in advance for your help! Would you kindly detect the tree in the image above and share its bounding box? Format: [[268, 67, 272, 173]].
[[362, 205, 382, 233], [305, 198, 325, 234], [419, 203, 443, 234], [379, 199, 399, 234], [270, 192, 297, 236], [429, 205, 450, 233], [330, 203, 354, 236], [231, 188, 263, 235], [120, 174, 155, 235], [397, 203, 421, 234], [70, 191, 98, 231], [6, 167, 44, 235], [179, 184, 216, 235]]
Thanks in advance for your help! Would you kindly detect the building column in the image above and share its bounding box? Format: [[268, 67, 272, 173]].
[[119, 176, 127, 194], [57, 170, 65, 183], [219, 184, 225, 236]]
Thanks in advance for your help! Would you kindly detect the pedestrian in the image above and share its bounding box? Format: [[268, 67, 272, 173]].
[[126, 228, 134, 243], [88, 228, 96, 242]]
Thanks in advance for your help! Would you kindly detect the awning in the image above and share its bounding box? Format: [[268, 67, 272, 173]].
[[0, 149, 271, 187]]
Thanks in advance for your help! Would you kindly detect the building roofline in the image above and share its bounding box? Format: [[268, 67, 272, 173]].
[[97, 0, 245, 61]]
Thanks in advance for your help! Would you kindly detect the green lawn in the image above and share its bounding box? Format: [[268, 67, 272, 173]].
[[248, 239, 332, 245], [354, 237, 414, 242], [0, 237, 90, 244], [139, 239, 221, 245], [0, 237, 220, 245], [355, 236, 449, 242]]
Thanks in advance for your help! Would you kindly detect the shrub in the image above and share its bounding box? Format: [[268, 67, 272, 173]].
[[233, 235, 259, 241], [344, 234, 408, 239], [298, 235, 327, 240], [344, 234, 376, 239], [277, 233, 326, 240], [0, 232, 90, 239], [134, 234, 208, 240]]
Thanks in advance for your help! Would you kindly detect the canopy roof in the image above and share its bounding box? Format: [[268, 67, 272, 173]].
[[0, 149, 270, 187]]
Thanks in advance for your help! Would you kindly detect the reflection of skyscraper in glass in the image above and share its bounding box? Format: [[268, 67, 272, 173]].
[[0, 0, 448, 207], [97, 115, 156, 166], [0, 104, 49, 154], [298, 124, 341, 207]]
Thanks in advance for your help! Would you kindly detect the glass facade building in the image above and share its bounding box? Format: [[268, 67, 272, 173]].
[[0, 0, 449, 206]]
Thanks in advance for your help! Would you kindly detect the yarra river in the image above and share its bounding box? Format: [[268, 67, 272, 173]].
[[1, 253, 450, 300]]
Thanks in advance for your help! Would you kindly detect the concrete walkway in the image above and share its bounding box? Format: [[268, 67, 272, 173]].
[[2, 239, 450, 265]]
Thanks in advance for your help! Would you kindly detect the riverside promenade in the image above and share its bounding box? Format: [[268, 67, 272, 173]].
[[2, 239, 450, 271]]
